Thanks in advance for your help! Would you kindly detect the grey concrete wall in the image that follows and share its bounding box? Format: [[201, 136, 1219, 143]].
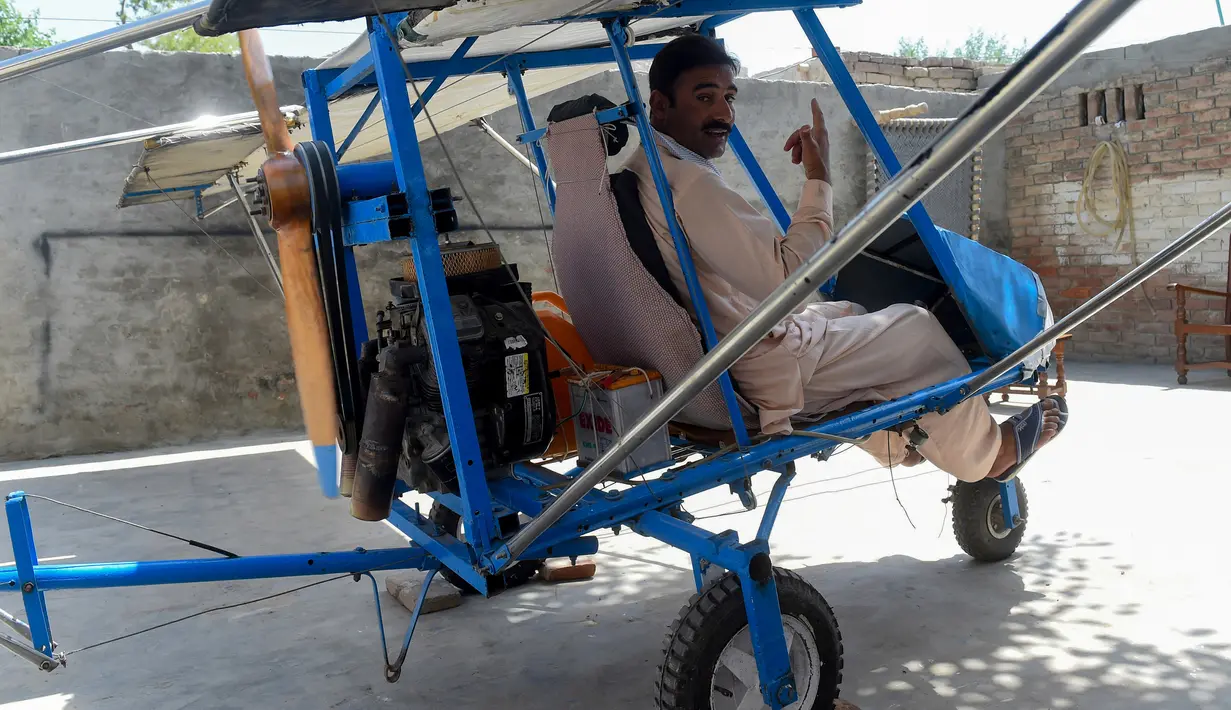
[[978, 24, 1231, 93], [0, 47, 987, 462], [0, 47, 319, 461]]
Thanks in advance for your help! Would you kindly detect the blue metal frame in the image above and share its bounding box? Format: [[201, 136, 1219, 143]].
[[366, 13, 500, 552], [505, 61, 556, 212], [5, 4, 1041, 706]]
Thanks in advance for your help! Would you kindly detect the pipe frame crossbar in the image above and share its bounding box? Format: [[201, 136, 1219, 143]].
[[3, 1, 1189, 706]]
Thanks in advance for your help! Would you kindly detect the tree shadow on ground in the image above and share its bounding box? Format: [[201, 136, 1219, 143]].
[[1, 449, 1228, 709]]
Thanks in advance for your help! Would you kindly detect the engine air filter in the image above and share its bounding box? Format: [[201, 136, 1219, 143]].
[[401, 241, 503, 284]]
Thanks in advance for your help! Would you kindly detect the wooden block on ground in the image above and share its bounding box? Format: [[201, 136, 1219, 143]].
[[537, 557, 597, 583], [385, 571, 462, 614]]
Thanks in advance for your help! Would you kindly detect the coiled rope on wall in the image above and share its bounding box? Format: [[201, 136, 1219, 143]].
[[1075, 139, 1155, 313]]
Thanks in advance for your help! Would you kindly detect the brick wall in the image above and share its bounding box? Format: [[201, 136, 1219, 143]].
[[756, 52, 1004, 91], [1005, 57, 1231, 364]]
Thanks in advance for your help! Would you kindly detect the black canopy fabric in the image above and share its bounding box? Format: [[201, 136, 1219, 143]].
[[194, 0, 452, 36]]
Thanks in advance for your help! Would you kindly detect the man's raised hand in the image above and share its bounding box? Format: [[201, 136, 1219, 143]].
[[783, 98, 830, 183]]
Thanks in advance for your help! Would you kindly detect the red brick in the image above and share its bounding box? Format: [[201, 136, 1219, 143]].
[[1062, 127, 1088, 140], [1144, 79, 1177, 93], [1184, 146, 1222, 159], [1180, 97, 1216, 112], [1217, 95, 1231, 108], [1160, 114, 1195, 127], [1216, 71, 1231, 84], [1149, 104, 1179, 117], [1162, 89, 1199, 105], [1065, 170, 1090, 180], [1196, 155, 1231, 170], [1143, 126, 1177, 140], [1176, 122, 1211, 137], [1177, 74, 1214, 90], [1033, 108, 1063, 122], [1003, 124, 1023, 138], [1007, 135, 1034, 148], [1195, 108, 1231, 122], [1221, 143, 1231, 154], [1157, 67, 1195, 80], [1126, 118, 1149, 132], [1150, 149, 1184, 162], [1163, 161, 1197, 173], [1130, 164, 1162, 177], [1197, 83, 1231, 98], [1164, 136, 1199, 150], [1131, 139, 1163, 153], [1037, 150, 1066, 163], [1049, 118, 1084, 130], [1022, 122, 1053, 136]]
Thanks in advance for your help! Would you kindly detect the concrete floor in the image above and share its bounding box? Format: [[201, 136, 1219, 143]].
[[1, 362, 1229, 709]]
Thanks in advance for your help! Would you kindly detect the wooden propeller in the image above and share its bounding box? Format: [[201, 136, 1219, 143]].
[[238, 29, 341, 497]]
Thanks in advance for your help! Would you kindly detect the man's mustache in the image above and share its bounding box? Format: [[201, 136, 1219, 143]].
[[702, 121, 732, 133]]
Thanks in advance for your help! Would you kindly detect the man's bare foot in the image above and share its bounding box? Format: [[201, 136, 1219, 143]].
[[986, 398, 1063, 480]]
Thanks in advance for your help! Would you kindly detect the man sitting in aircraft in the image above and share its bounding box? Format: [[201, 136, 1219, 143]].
[[622, 34, 1065, 483]]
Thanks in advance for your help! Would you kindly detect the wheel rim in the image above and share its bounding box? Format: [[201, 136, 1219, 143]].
[[986, 494, 1012, 540], [710, 615, 821, 709]]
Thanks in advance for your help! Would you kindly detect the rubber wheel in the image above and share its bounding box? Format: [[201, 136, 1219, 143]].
[[1179, 375, 1188, 385], [951, 477, 1028, 562], [427, 502, 543, 594], [656, 568, 843, 709]]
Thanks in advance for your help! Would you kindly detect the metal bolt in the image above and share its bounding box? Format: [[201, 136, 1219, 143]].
[[777, 683, 797, 704], [22, 582, 34, 593], [39, 660, 52, 671], [494, 312, 504, 321], [1013, 515, 1024, 526]]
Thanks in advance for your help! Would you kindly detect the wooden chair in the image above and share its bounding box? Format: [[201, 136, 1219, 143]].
[[1167, 281, 1231, 385], [989, 333, 1072, 402]]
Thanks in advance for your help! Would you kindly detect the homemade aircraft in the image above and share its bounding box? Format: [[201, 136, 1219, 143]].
[[2, 0, 1218, 707]]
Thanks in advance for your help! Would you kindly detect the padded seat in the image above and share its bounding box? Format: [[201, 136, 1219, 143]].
[[544, 113, 754, 432]]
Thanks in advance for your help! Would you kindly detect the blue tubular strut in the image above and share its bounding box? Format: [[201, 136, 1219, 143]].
[[605, 19, 750, 447], [303, 69, 338, 157], [795, 8, 1021, 525], [336, 93, 381, 162], [505, 60, 556, 212], [5, 495, 53, 658], [412, 36, 478, 119], [634, 511, 795, 707], [725, 126, 838, 296], [367, 14, 499, 549], [317, 42, 669, 91]]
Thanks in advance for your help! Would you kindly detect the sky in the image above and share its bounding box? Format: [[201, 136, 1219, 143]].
[[12, 0, 1230, 76]]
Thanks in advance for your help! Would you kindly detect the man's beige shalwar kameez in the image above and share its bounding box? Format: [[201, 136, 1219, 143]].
[[622, 137, 1001, 482]]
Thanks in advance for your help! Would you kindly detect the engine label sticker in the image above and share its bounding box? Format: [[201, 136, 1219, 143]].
[[504, 335, 528, 351], [523, 392, 544, 445], [505, 353, 530, 398]]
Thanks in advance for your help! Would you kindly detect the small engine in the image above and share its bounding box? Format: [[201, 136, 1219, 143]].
[[348, 242, 556, 522]]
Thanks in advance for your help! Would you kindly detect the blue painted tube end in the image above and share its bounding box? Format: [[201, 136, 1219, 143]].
[[314, 444, 340, 498]]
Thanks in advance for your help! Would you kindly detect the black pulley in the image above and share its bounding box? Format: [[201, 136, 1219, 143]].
[[294, 140, 364, 458]]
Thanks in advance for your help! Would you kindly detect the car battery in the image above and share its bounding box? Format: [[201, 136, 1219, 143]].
[[567, 366, 673, 476]]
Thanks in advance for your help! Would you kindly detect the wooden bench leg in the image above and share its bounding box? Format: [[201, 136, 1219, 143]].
[[1176, 287, 1190, 385]]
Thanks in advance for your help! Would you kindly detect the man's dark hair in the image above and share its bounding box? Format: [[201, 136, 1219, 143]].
[[648, 34, 740, 103]]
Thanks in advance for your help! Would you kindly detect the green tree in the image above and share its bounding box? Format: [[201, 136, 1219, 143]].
[[895, 36, 929, 59], [118, 0, 238, 53], [893, 28, 1029, 64], [951, 28, 1028, 63], [0, 0, 55, 48]]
